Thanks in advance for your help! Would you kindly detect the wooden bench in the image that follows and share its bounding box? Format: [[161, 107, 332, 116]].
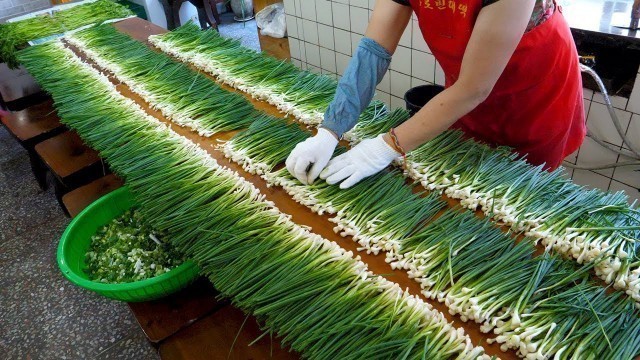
[[34, 130, 106, 215], [128, 277, 227, 345], [158, 305, 299, 360], [0, 100, 67, 189], [62, 174, 125, 218]]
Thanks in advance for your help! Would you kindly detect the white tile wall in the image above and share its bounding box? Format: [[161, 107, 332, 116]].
[[317, 23, 334, 49], [283, 0, 640, 203], [316, 0, 332, 25], [349, 5, 369, 35], [334, 28, 351, 55], [0, 0, 49, 20], [302, 19, 319, 45], [628, 72, 640, 114], [300, 0, 316, 20], [586, 102, 632, 148], [389, 46, 411, 74], [332, 2, 350, 30]]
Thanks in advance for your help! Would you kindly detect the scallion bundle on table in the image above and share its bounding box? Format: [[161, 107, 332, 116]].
[[222, 114, 309, 174], [404, 128, 640, 304], [65, 25, 256, 137], [219, 92, 640, 359], [149, 22, 338, 125], [343, 104, 409, 144], [0, 0, 132, 68]]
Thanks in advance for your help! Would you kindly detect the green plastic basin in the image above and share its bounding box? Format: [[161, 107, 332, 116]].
[[57, 186, 199, 302]]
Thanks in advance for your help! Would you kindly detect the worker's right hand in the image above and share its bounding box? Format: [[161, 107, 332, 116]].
[[286, 128, 339, 185]]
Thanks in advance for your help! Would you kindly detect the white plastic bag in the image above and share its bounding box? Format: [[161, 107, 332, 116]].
[[255, 3, 287, 38]]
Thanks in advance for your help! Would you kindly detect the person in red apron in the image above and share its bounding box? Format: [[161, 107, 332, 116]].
[[286, 0, 585, 189]]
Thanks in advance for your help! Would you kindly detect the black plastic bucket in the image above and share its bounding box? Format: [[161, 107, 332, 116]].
[[404, 85, 444, 116]]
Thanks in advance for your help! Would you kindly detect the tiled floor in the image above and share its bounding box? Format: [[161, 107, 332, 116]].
[[0, 126, 159, 359], [217, 11, 261, 51]]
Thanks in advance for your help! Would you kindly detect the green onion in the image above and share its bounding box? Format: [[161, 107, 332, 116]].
[[149, 22, 337, 125], [18, 40, 489, 360], [0, 0, 132, 68], [85, 209, 183, 283], [66, 25, 256, 136], [151, 23, 639, 306]]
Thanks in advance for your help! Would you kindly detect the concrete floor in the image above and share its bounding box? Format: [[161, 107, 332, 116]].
[[0, 126, 159, 359], [217, 12, 261, 51]]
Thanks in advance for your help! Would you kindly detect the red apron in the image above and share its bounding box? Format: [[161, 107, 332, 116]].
[[410, 0, 586, 169]]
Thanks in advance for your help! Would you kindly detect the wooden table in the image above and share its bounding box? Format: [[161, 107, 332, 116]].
[[61, 17, 517, 360], [128, 277, 227, 344], [159, 305, 298, 360], [0, 99, 64, 146], [0, 63, 48, 111]]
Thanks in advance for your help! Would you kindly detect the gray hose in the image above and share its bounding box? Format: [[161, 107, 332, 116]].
[[579, 64, 640, 157], [565, 65, 640, 170]]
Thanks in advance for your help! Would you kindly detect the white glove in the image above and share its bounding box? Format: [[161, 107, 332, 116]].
[[286, 128, 339, 184], [320, 134, 400, 189]]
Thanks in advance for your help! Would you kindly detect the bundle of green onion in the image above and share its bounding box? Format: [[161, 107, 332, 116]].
[[66, 25, 256, 136], [222, 114, 309, 174], [85, 209, 183, 283], [149, 22, 337, 125], [343, 104, 408, 145], [221, 112, 640, 359], [403, 129, 640, 304], [0, 0, 132, 68], [152, 23, 639, 305], [18, 41, 490, 360]]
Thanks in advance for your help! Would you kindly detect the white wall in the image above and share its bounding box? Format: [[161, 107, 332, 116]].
[[0, 0, 50, 21], [283, 0, 640, 204]]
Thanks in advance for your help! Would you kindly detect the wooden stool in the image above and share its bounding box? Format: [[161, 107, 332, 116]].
[[34, 131, 105, 216], [158, 305, 299, 360], [128, 277, 227, 345], [0, 100, 67, 190], [62, 174, 125, 218]]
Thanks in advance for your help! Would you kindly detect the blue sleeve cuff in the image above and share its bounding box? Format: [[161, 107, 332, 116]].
[[321, 37, 392, 138]]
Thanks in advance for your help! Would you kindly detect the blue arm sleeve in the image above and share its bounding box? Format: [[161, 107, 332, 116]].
[[321, 37, 392, 138]]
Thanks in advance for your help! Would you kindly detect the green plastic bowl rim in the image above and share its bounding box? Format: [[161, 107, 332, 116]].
[[56, 186, 197, 292]]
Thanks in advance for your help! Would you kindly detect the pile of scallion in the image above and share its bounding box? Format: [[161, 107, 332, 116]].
[[149, 22, 337, 125], [222, 113, 640, 359], [85, 209, 183, 283], [65, 25, 256, 136], [0, 0, 132, 68], [18, 41, 491, 360], [20, 28, 640, 359], [151, 23, 639, 308]]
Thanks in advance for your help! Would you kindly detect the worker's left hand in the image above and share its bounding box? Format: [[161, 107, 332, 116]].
[[320, 134, 400, 189]]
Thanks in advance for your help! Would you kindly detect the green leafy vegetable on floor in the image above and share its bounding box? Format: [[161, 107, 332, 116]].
[[85, 209, 183, 283]]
